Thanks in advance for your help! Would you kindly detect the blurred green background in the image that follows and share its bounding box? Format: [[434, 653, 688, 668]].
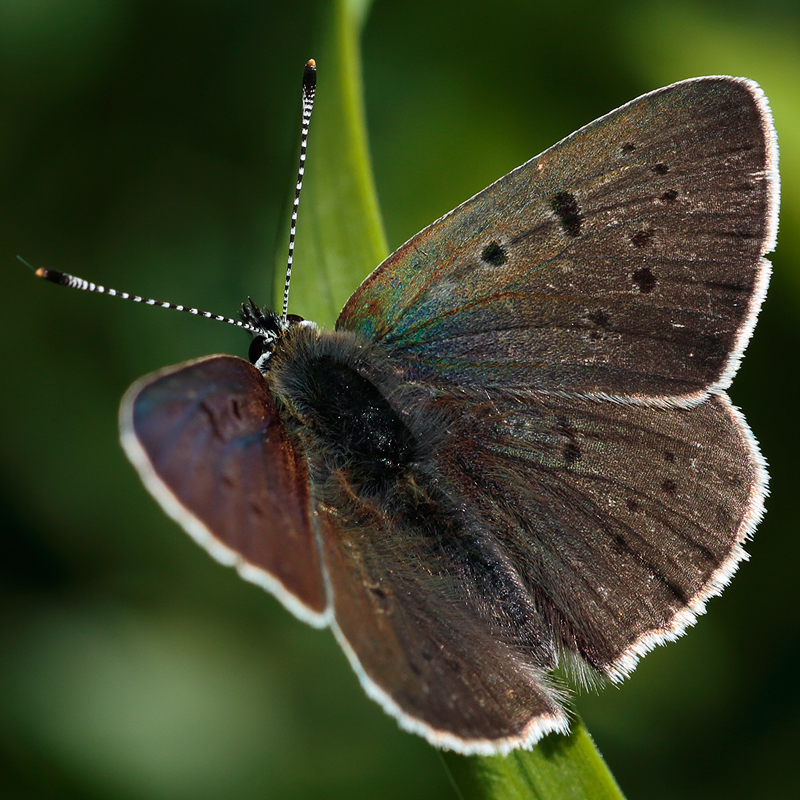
[[2, 0, 799, 798]]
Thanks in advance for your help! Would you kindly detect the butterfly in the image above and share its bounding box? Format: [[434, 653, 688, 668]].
[[35, 66, 779, 755]]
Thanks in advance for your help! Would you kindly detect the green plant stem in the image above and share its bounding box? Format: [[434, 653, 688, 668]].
[[441, 718, 625, 800]]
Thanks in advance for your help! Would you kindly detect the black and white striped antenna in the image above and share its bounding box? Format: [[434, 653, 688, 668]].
[[282, 58, 316, 324], [20, 256, 263, 335], [24, 59, 318, 337]]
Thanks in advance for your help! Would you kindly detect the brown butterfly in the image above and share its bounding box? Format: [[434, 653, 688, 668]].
[[37, 67, 778, 753]]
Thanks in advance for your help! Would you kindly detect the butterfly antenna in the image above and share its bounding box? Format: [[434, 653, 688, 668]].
[[281, 59, 316, 325], [20, 256, 263, 335]]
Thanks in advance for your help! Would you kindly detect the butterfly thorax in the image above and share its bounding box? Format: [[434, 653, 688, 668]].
[[264, 324, 420, 497]]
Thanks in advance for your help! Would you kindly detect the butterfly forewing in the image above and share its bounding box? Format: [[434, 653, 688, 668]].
[[120, 355, 328, 625], [338, 77, 777, 404]]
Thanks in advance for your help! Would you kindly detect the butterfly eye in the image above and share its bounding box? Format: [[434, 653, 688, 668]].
[[248, 335, 273, 366]]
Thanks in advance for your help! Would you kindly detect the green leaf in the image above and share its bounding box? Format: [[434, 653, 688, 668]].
[[280, 1, 626, 798], [273, 0, 388, 328]]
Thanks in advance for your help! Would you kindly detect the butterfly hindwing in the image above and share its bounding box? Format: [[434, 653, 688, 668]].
[[314, 479, 569, 754], [120, 355, 329, 626], [338, 77, 777, 404], [431, 388, 765, 680], [301, 360, 763, 746]]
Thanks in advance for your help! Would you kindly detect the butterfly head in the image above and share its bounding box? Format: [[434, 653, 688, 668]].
[[241, 298, 316, 373]]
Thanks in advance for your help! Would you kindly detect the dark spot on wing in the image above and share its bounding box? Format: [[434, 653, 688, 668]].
[[555, 416, 581, 467], [588, 309, 611, 328], [692, 333, 727, 368], [630, 229, 654, 248], [666, 579, 690, 604], [716, 504, 733, 530], [620, 142, 636, 153], [660, 189, 679, 203], [369, 585, 391, 610], [481, 241, 507, 266], [719, 229, 758, 240], [587, 310, 611, 340], [664, 451, 676, 463], [563, 441, 581, 467], [551, 191, 582, 237], [612, 533, 628, 552], [632, 267, 656, 293], [249, 500, 266, 518], [652, 163, 670, 175], [587, 309, 612, 339], [661, 479, 677, 496], [200, 401, 223, 439], [626, 498, 640, 512]]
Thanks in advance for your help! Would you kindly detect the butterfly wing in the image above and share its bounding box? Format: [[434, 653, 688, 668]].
[[314, 385, 764, 751], [338, 77, 778, 405], [116, 76, 775, 754], [308, 369, 763, 750], [430, 388, 765, 681], [120, 355, 329, 626], [314, 479, 569, 754]]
